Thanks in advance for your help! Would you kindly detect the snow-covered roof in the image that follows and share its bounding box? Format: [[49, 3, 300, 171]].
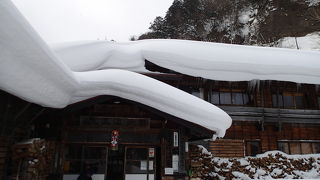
[[0, 0, 232, 137], [53, 39, 320, 85]]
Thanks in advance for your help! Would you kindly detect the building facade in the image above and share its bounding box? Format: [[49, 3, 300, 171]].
[[1, 68, 320, 179]]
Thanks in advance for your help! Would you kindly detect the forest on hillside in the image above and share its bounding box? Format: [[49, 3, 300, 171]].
[[138, 0, 320, 45]]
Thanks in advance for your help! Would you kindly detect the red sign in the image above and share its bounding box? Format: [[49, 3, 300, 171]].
[[149, 148, 155, 158], [111, 130, 119, 151]]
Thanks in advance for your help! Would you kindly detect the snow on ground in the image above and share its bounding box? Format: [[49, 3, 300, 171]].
[[192, 145, 320, 179], [0, 0, 232, 137], [269, 32, 320, 51], [306, 0, 320, 6]]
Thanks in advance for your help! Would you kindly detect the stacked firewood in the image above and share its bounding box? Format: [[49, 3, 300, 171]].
[[190, 145, 219, 180], [12, 139, 55, 180], [190, 145, 320, 180]]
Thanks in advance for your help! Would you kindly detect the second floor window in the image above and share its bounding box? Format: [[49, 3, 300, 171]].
[[211, 91, 250, 105], [272, 92, 304, 109]]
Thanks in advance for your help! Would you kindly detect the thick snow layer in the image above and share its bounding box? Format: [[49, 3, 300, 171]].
[[52, 39, 320, 85], [270, 32, 320, 51], [0, 0, 231, 137]]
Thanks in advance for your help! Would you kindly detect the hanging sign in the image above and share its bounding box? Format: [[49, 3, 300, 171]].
[[140, 161, 147, 170], [111, 130, 119, 151], [165, 168, 174, 175], [173, 132, 179, 147], [172, 155, 179, 172], [149, 148, 155, 158]]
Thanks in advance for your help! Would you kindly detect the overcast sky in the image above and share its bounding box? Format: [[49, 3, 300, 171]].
[[12, 0, 173, 43]]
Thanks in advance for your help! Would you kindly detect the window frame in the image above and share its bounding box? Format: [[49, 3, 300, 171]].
[[245, 140, 262, 156], [277, 140, 320, 154], [272, 92, 305, 109], [210, 89, 252, 106]]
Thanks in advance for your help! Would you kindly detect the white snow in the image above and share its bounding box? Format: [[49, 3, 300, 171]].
[[0, 0, 232, 137], [270, 32, 320, 51], [306, 0, 320, 6], [1, 0, 320, 137], [52, 39, 320, 85]]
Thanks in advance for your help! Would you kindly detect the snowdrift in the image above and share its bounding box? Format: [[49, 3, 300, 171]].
[[0, 0, 232, 137]]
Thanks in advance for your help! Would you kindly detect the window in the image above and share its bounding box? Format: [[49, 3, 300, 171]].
[[220, 92, 232, 104], [272, 93, 305, 109], [301, 143, 313, 154], [211, 90, 251, 105], [211, 91, 220, 104], [246, 141, 261, 156], [125, 147, 155, 174], [283, 94, 294, 108], [290, 143, 301, 154], [191, 90, 200, 98], [313, 143, 320, 153], [277, 141, 320, 154], [182, 86, 202, 98], [278, 142, 289, 154], [63, 145, 107, 174], [233, 92, 244, 105]]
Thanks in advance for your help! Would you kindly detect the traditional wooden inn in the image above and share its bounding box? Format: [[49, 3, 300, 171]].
[[1, 0, 320, 180]]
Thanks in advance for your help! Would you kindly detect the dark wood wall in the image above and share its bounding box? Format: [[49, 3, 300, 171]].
[[210, 122, 320, 157]]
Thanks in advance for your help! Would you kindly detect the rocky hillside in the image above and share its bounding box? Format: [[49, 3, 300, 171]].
[[139, 0, 320, 45]]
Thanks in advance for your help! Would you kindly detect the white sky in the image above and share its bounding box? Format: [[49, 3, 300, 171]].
[[12, 0, 173, 43]]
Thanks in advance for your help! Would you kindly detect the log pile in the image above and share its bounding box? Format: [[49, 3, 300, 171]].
[[0, 136, 11, 179], [12, 139, 55, 180], [190, 145, 320, 180]]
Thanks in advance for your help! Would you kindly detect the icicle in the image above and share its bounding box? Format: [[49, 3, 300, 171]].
[[248, 80, 256, 92], [248, 79, 260, 92], [296, 83, 301, 92]]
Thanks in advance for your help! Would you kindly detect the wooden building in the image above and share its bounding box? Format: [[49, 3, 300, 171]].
[[0, 89, 217, 180], [147, 69, 320, 158], [1, 0, 320, 179], [1, 62, 320, 179]]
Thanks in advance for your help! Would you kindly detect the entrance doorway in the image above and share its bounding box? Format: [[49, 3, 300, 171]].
[[106, 145, 125, 180], [125, 147, 156, 180], [63, 145, 107, 180], [63, 145, 156, 180]]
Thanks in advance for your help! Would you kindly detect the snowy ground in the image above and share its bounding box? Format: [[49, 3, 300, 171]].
[[268, 32, 320, 51], [192, 146, 320, 180]]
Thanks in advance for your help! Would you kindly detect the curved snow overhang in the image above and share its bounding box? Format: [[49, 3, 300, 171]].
[[0, 0, 232, 138], [52, 40, 320, 85]]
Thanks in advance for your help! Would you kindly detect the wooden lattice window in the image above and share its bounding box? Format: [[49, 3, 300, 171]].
[[272, 92, 305, 109], [211, 90, 251, 106]]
